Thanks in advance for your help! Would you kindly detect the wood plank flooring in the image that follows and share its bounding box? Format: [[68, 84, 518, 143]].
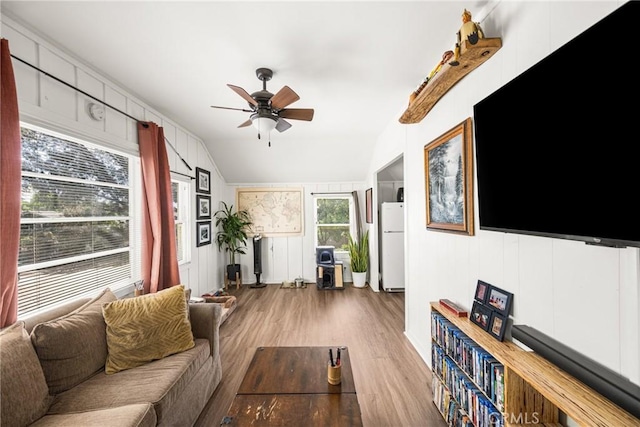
[[194, 283, 447, 427]]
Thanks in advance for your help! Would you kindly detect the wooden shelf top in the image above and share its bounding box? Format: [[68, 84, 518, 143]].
[[430, 302, 640, 426], [400, 38, 502, 124]]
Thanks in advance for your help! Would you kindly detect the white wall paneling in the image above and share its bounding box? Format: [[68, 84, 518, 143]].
[[2, 16, 220, 300], [367, 1, 640, 386]]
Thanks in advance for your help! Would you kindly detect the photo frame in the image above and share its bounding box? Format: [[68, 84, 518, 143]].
[[424, 117, 474, 236], [365, 188, 373, 224], [196, 221, 211, 247], [488, 312, 508, 341], [196, 194, 211, 220], [474, 279, 490, 303], [486, 285, 514, 317], [195, 167, 211, 194], [470, 301, 492, 331]]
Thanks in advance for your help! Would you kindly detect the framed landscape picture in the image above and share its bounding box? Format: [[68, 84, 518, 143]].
[[424, 117, 474, 236]]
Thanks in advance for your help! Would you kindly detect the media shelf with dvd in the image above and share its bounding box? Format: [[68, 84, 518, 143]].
[[430, 301, 639, 426]]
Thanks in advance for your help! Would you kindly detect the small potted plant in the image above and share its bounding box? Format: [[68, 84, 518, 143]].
[[214, 201, 253, 284], [348, 230, 369, 288]]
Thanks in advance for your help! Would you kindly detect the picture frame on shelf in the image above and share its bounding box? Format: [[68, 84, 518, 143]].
[[196, 194, 211, 220], [424, 117, 474, 236], [470, 301, 491, 331], [196, 221, 211, 247], [365, 188, 373, 224], [486, 285, 514, 317], [195, 167, 211, 194], [489, 311, 508, 341], [474, 279, 490, 303]]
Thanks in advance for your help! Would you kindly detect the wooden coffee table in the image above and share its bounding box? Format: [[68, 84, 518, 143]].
[[222, 346, 362, 426]]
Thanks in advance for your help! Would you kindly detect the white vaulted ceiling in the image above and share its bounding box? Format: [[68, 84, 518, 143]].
[[1, 1, 487, 184]]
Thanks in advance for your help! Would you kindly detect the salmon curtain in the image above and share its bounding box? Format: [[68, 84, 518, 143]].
[[138, 122, 180, 293], [0, 39, 21, 328]]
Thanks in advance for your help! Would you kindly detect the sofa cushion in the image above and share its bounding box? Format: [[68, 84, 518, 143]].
[[102, 284, 194, 374], [30, 287, 117, 394], [0, 322, 53, 427], [48, 339, 211, 424], [29, 403, 157, 427]]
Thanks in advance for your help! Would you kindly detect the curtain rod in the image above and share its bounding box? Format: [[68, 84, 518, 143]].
[[10, 54, 194, 177], [310, 191, 355, 196]]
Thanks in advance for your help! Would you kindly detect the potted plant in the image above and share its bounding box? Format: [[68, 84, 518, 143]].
[[214, 201, 253, 284], [348, 230, 369, 288]]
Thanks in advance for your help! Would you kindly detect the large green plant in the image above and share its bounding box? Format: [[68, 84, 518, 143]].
[[348, 230, 369, 273], [214, 202, 253, 266]]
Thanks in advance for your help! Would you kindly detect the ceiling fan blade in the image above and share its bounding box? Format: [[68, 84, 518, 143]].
[[227, 84, 258, 107], [270, 86, 300, 110], [279, 108, 314, 121], [210, 105, 253, 112], [276, 119, 292, 132], [238, 119, 252, 128]]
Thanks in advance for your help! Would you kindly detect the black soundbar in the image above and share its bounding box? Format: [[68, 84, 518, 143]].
[[512, 324, 640, 419]]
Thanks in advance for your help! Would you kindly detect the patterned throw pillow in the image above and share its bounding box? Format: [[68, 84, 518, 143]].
[[30, 288, 117, 393], [1, 322, 53, 426], [102, 284, 194, 374]]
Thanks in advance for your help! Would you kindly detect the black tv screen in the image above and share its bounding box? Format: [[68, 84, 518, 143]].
[[473, 1, 640, 248]]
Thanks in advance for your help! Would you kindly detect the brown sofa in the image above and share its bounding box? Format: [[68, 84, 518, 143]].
[[0, 288, 222, 427]]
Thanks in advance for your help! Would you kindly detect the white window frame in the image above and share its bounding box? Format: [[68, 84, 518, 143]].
[[313, 195, 356, 253], [17, 122, 142, 319], [172, 178, 191, 265]]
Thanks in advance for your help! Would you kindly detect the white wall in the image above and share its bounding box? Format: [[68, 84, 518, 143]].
[[368, 0, 640, 386], [1, 16, 225, 299], [219, 182, 366, 285]]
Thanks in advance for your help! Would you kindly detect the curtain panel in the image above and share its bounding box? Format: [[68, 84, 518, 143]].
[[0, 39, 21, 327], [138, 122, 181, 293]]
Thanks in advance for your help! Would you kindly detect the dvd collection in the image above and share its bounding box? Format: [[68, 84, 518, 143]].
[[431, 312, 505, 427]]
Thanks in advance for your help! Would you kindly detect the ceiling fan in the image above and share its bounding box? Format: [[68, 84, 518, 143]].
[[211, 67, 314, 145]]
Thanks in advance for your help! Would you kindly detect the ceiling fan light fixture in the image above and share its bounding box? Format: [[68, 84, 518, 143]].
[[251, 115, 277, 134]]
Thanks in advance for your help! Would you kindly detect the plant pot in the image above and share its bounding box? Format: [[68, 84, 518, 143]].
[[226, 264, 241, 281], [352, 271, 367, 288]]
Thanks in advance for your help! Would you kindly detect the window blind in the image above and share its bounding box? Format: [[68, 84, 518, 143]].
[[18, 126, 134, 317]]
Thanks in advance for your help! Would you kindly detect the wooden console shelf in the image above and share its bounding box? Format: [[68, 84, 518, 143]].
[[430, 301, 640, 426], [400, 38, 502, 124]]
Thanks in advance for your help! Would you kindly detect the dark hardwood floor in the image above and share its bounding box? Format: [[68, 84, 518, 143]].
[[194, 283, 447, 427]]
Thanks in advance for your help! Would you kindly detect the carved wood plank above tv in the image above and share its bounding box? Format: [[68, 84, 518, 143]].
[[399, 38, 502, 124]]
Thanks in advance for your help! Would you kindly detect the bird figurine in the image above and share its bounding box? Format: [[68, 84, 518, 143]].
[[459, 9, 484, 46], [452, 9, 485, 64]]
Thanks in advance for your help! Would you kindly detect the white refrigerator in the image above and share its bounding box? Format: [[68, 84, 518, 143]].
[[380, 202, 405, 292]]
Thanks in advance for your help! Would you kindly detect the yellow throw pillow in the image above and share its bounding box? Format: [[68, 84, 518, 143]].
[[102, 284, 194, 374]]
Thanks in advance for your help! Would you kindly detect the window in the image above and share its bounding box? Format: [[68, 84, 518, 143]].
[[18, 125, 140, 318], [314, 196, 355, 251], [172, 179, 191, 264]]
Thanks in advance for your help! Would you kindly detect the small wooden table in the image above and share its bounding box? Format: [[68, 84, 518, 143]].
[[222, 346, 362, 426]]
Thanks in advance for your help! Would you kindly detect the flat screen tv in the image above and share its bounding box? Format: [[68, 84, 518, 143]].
[[473, 1, 639, 248]]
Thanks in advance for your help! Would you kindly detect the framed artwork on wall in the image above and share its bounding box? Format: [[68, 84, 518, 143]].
[[195, 167, 211, 194], [236, 187, 303, 236], [365, 188, 373, 224], [196, 221, 211, 247], [196, 194, 211, 220], [424, 117, 474, 236]]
